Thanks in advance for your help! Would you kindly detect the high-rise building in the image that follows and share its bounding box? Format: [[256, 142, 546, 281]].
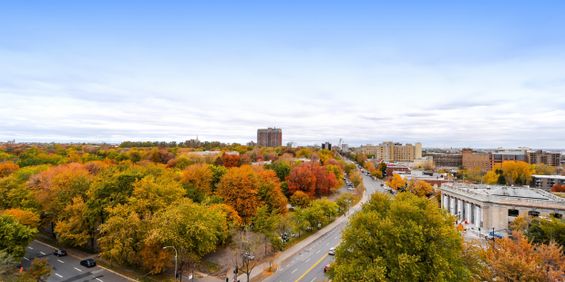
[[358, 141, 422, 162], [527, 150, 561, 167], [490, 150, 527, 169], [257, 128, 282, 147], [322, 142, 332, 150]]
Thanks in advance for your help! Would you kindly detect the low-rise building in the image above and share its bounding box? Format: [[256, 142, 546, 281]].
[[531, 174, 565, 190], [440, 184, 565, 236], [424, 152, 463, 168]]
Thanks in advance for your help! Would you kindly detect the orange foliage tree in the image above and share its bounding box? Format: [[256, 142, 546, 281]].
[[386, 174, 407, 190], [0, 161, 19, 177], [180, 163, 213, 201], [217, 165, 287, 224], [480, 232, 564, 281], [287, 163, 338, 197], [1, 208, 40, 227]]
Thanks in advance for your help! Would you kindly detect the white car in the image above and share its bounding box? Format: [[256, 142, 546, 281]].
[[328, 247, 336, 255]]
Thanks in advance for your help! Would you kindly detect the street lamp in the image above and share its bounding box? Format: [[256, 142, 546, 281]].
[[163, 246, 178, 281]]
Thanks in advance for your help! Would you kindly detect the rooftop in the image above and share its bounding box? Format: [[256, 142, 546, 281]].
[[532, 174, 565, 180], [440, 183, 565, 209]]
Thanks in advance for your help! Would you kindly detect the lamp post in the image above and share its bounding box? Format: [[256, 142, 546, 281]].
[[163, 246, 178, 281]]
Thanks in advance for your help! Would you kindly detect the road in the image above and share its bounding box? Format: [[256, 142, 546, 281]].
[[266, 172, 387, 282], [22, 240, 131, 282]]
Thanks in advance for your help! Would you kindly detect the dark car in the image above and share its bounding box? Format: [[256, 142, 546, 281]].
[[53, 249, 67, 257], [80, 258, 96, 268]]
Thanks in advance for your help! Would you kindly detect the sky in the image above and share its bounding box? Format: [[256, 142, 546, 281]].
[[1, 1, 565, 148]]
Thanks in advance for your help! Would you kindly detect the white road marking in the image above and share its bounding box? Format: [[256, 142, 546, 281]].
[[55, 273, 63, 278], [334, 236, 338, 240], [310, 278, 316, 282], [316, 250, 321, 254], [27, 247, 33, 250], [96, 278, 104, 282], [292, 268, 298, 274], [40, 251, 46, 255], [305, 257, 311, 263], [57, 259, 64, 263], [74, 267, 82, 272], [23, 257, 30, 261]]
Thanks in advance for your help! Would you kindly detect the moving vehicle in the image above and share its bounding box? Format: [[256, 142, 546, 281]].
[[53, 249, 67, 257], [328, 247, 335, 255], [80, 258, 96, 268]]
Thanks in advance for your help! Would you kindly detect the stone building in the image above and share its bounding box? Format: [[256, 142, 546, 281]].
[[440, 183, 565, 235]]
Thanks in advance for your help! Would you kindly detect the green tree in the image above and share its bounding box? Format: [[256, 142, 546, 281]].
[[331, 193, 469, 282], [0, 214, 36, 259], [526, 217, 565, 248], [145, 199, 228, 275]]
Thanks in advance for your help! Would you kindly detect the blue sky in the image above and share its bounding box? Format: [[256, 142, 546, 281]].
[[1, 1, 565, 148]]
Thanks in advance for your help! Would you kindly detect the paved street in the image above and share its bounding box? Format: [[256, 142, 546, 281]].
[[265, 172, 387, 282], [22, 240, 132, 282]]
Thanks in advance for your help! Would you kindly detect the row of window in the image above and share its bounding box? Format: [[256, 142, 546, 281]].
[[508, 209, 562, 219]]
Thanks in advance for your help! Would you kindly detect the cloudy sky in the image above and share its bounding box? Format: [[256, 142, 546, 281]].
[[1, 1, 565, 148]]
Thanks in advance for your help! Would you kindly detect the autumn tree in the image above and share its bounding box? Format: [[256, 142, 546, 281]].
[[0, 214, 36, 259], [533, 164, 556, 175], [501, 160, 534, 185], [256, 168, 288, 214], [551, 184, 565, 192], [406, 180, 433, 197], [526, 217, 565, 248], [482, 170, 499, 184], [287, 163, 338, 197], [349, 170, 362, 187], [330, 193, 469, 282], [54, 196, 91, 247], [289, 191, 311, 208], [1, 209, 40, 227], [145, 199, 228, 275], [386, 174, 407, 190], [28, 258, 51, 281], [480, 232, 564, 281], [0, 162, 19, 178]]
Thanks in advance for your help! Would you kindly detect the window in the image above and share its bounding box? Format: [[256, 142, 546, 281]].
[[528, 211, 540, 217], [508, 209, 519, 217]]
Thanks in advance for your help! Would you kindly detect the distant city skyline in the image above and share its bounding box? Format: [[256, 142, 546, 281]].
[[1, 1, 564, 148]]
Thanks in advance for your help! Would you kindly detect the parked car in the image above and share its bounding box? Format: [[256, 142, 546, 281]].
[[80, 258, 96, 268], [323, 263, 331, 273], [53, 249, 67, 257], [485, 231, 504, 240], [328, 247, 335, 256]]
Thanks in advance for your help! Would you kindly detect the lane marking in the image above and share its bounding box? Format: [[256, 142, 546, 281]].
[[291, 268, 298, 274], [315, 250, 321, 254], [40, 251, 46, 255], [27, 247, 33, 250], [55, 273, 63, 278], [23, 257, 30, 261], [74, 267, 82, 272], [294, 253, 329, 282], [305, 257, 311, 263], [310, 278, 316, 282], [57, 259, 64, 263], [96, 278, 104, 282]]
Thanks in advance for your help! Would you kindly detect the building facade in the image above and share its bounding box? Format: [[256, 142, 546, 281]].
[[257, 128, 282, 147], [527, 150, 561, 167], [321, 142, 332, 150], [424, 152, 463, 168], [359, 142, 422, 162], [531, 175, 565, 190], [461, 148, 491, 172], [440, 184, 565, 235], [490, 150, 527, 169]]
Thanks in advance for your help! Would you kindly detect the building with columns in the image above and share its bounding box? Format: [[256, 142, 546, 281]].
[[440, 183, 565, 235]]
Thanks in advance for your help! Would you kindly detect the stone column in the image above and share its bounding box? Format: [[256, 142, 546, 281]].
[[474, 205, 481, 229]]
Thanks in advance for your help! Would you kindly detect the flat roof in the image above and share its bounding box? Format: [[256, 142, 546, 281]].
[[532, 175, 565, 180]]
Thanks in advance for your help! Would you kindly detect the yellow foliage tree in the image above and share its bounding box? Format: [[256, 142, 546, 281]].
[[501, 161, 534, 185], [386, 174, 406, 190], [482, 170, 499, 184]]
